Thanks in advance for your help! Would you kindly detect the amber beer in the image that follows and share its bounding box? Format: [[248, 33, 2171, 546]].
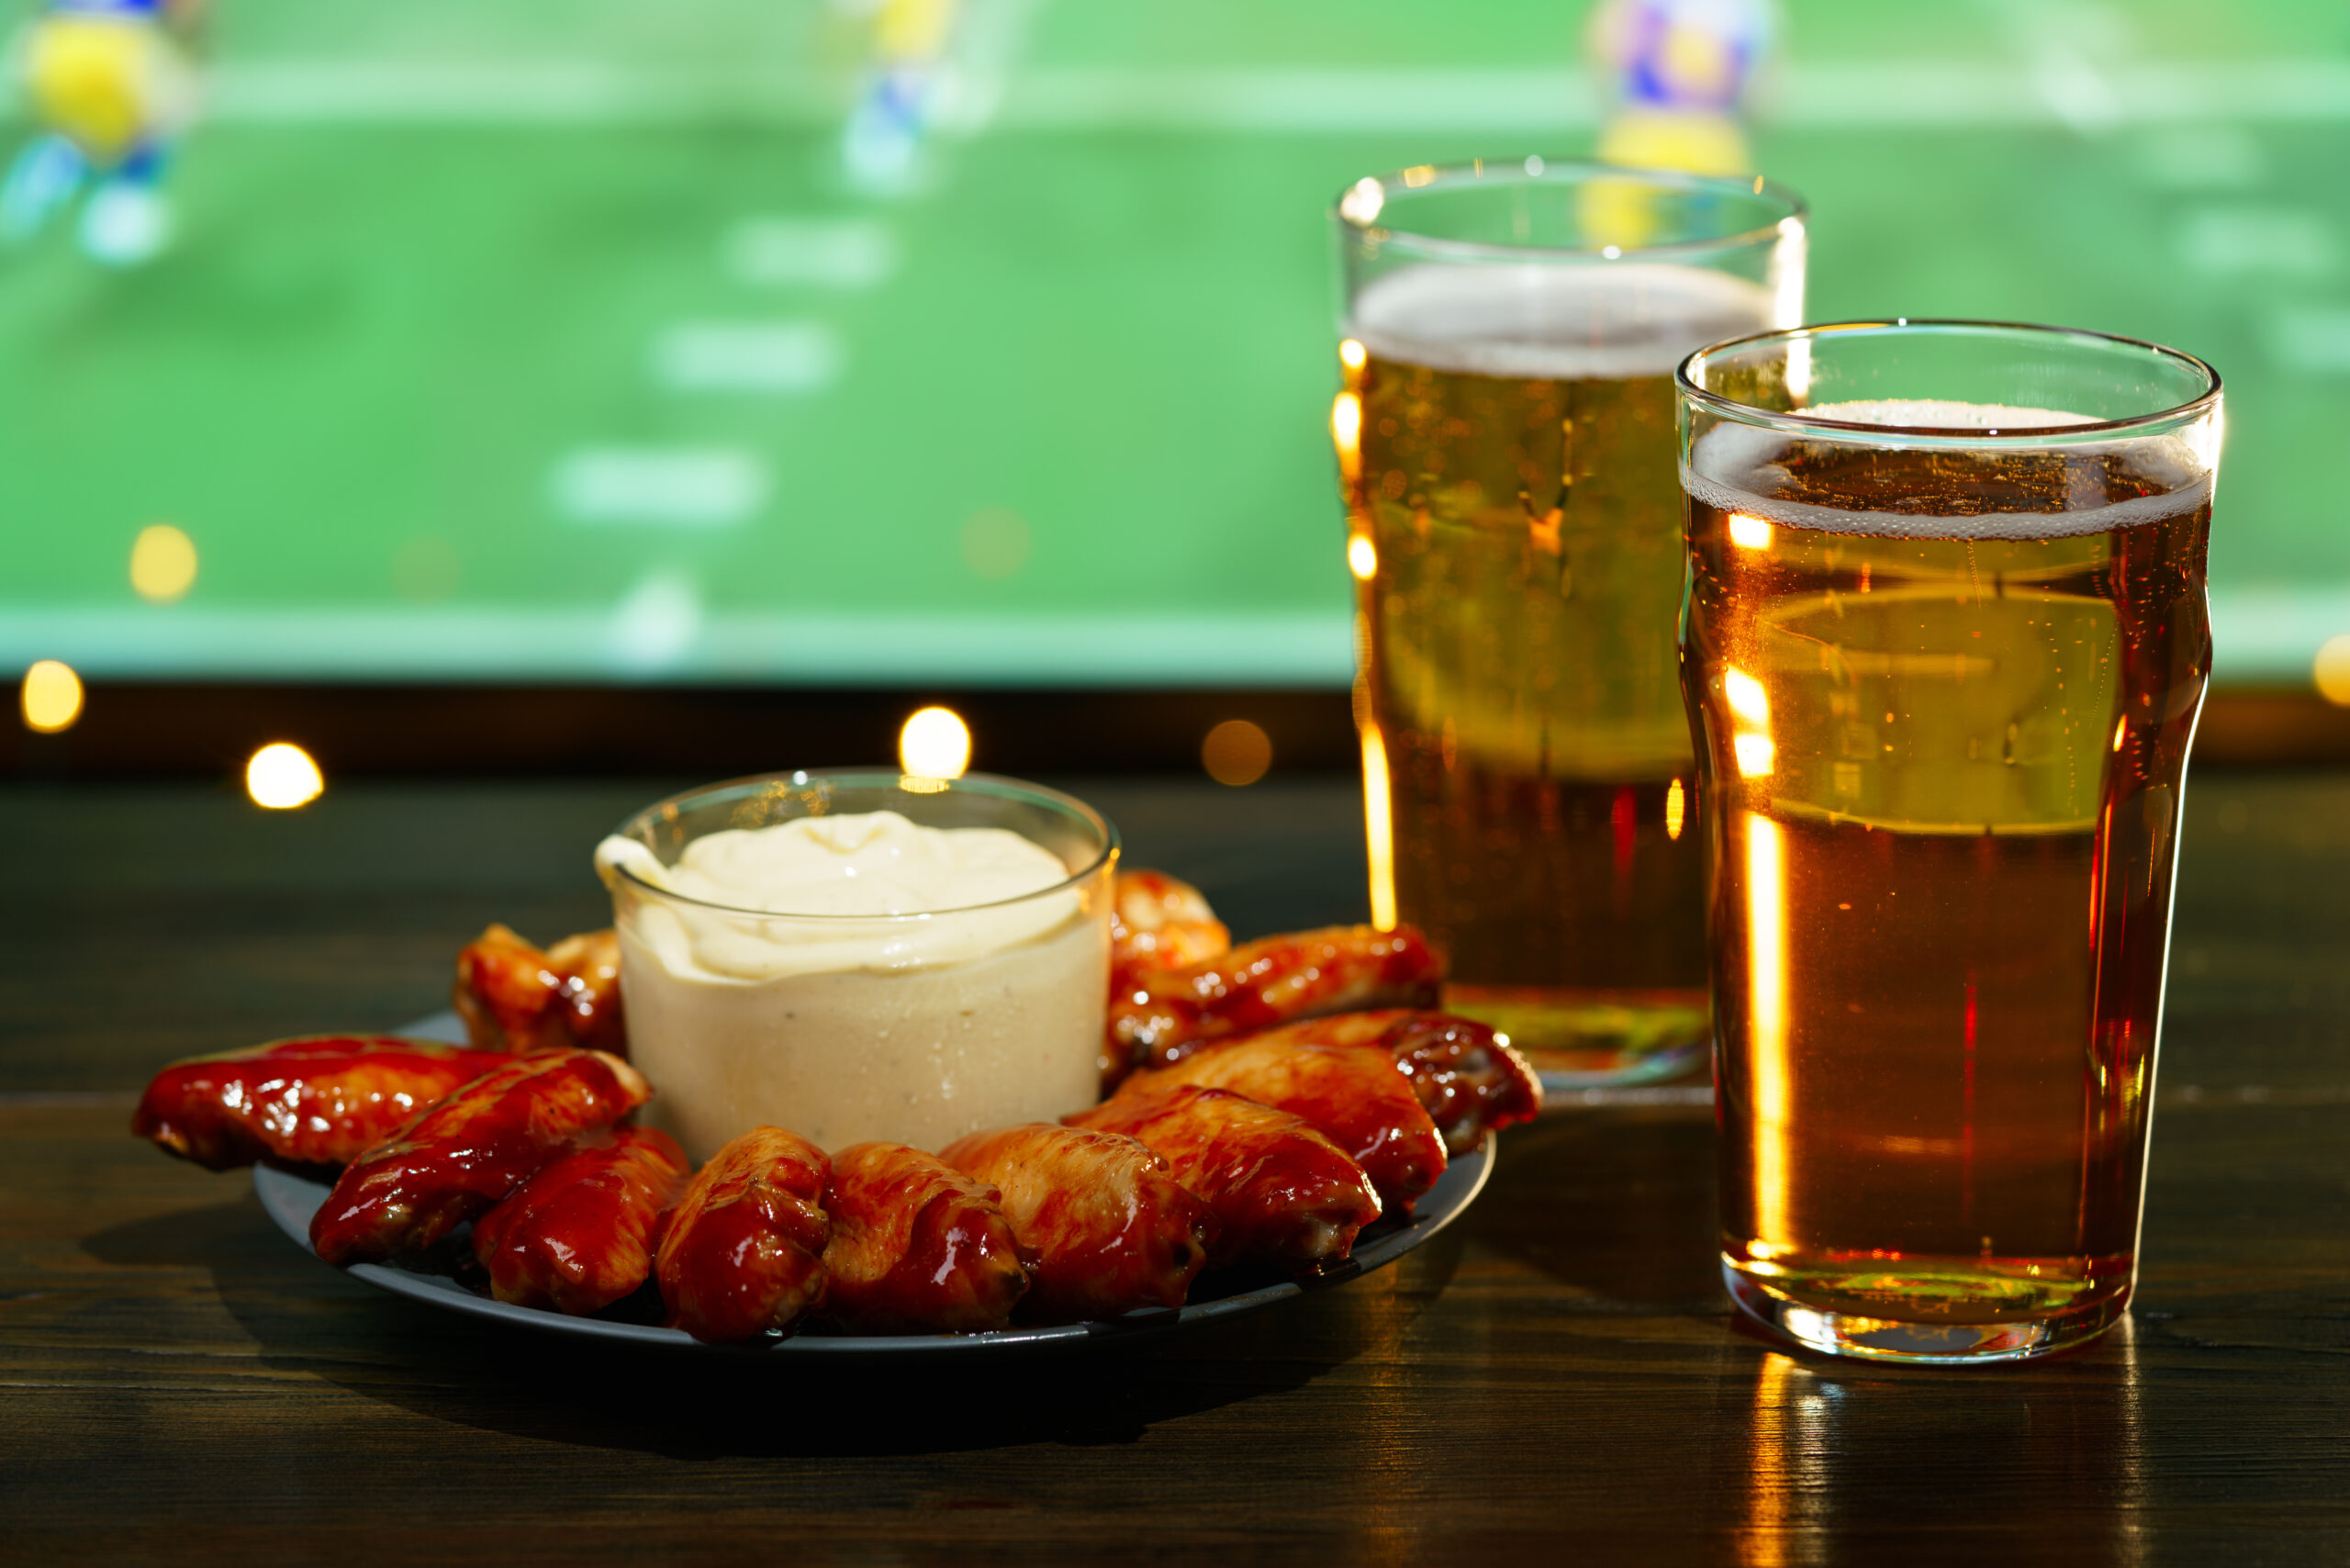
[[1342, 262, 1778, 1074], [1684, 399, 2213, 1357]]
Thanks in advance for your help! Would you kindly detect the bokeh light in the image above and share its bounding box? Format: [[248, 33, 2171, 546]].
[[1202, 719, 1272, 787], [2314, 633, 2350, 705], [246, 743, 324, 809], [1348, 534, 1378, 580], [899, 706, 971, 778], [20, 660, 83, 734], [130, 524, 198, 603]]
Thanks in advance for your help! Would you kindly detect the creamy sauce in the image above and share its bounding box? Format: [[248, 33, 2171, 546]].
[[597, 812, 1110, 1159]]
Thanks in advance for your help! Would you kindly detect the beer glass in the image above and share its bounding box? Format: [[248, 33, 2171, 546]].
[[1331, 160, 1806, 1085], [1676, 320, 2221, 1362]]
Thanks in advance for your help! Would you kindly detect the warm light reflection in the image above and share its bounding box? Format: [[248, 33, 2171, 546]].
[[2314, 633, 2350, 706], [898, 706, 971, 778], [1360, 721, 1397, 931], [1337, 337, 1366, 375], [2110, 713, 2129, 752], [1726, 667, 1770, 724], [1330, 391, 1362, 482], [20, 659, 82, 733], [1784, 331, 1813, 403], [1202, 719, 1273, 787], [1728, 513, 1774, 550], [1348, 534, 1378, 580], [130, 523, 197, 603], [1664, 778, 1686, 840], [246, 743, 324, 810], [1338, 175, 1383, 226], [1401, 164, 1436, 188], [1735, 733, 1776, 778], [1747, 813, 1790, 1247]]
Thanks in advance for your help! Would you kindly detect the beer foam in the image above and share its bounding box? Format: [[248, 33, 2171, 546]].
[[1686, 399, 2212, 541], [1349, 262, 1779, 380]]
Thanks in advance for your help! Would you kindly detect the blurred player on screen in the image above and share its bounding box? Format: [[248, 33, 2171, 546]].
[[1587, 0, 1772, 175], [839, 0, 962, 194], [3, 0, 202, 265]]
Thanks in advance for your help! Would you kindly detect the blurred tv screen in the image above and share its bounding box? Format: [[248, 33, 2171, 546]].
[[4, 0, 2342, 689]]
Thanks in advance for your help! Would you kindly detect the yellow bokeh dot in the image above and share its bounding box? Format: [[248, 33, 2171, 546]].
[[2314, 633, 2350, 706], [20, 659, 83, 733], [246, 743, 324, 810], [899, 706, 971, 779], [1348, 534, 1378, 580], [130, 524, 197, 603], [1202, 719, 1272, 787]]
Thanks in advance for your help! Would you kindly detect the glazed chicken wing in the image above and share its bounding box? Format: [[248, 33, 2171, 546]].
[[1067, 1084, 1380, 1270], [131, 1035, 509, 1171], [1107, 924, 1444, 1076], [937, 1124, 1214, 1322], [453, 924, 628, 1056], [819, 1142, 1033, 1334], [1221, 1011, 1542, 1154], [308, 1048, 650, 1266], [471, 1124, 688, 1316], [1109, 869, 1231, 997], [1113, 1039, 1448, 1212], [656, 1126, 833, 1343]]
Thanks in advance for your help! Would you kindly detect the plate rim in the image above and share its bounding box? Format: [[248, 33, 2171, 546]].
[[254, 1009, 1494, 1355], [255, 1138, 1493, 1355]]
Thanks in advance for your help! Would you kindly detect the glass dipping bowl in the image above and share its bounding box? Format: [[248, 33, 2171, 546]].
[[598, 770, 1119, 1160]]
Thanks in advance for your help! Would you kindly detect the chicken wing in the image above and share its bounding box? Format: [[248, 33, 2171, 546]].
[[453, 924, 628, 1056], [1113, 1039, 1448, 1212], [1106, 924, 1444, 1075], [308, 1048, 650, 1266], [1109, 869, 1231, 997], [819, 1142, 1032, 1334], [1067, 1084, 1380, 1270], [1213, 1011, 1542, 1155], [937, 1124, 1214, 1322], [131, 1035, 509, 1171], [470, 1124, 688, 1316], [655, 1126, 833, 1343]]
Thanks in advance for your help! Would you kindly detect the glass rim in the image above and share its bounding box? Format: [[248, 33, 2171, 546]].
[[1675, 318, 2223, 442], [607, 768, 1120, 922], [1331, 156, 1807, 263]]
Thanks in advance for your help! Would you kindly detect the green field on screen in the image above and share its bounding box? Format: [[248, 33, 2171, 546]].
[[2, 0, 2344, 685]]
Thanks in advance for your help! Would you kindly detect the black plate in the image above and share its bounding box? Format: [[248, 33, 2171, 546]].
[[252, 1012, 1494, 1355]]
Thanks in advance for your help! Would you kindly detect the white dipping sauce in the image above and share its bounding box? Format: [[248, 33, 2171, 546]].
[[596, 811, 1109, 1161]]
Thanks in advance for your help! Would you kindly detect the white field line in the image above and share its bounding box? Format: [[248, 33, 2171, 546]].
[[549, 447, 773, 526], [0, 588, 2332, 683], [650, 321, 846, 395], [0, 607, 1358, 684], [0, 60, 2342, 129]]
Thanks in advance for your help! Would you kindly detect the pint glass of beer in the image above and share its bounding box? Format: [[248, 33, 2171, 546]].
[[1331, 161, 1806, 1084], [1677, 320, 2221, 1362]]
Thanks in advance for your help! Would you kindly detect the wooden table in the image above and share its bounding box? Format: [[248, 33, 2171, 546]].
[[6, 773, 2346, 1562]]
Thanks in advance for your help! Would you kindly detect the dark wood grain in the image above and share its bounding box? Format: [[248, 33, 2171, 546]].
[[4, 771, 2346, 1563]]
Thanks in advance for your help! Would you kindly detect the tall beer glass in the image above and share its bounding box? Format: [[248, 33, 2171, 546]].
[[1677, 320, 2221, 1362], [1332, 161, 1806, 1085]]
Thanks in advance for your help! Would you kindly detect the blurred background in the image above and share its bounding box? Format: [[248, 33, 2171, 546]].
[[6, 0, 2349, 780]]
